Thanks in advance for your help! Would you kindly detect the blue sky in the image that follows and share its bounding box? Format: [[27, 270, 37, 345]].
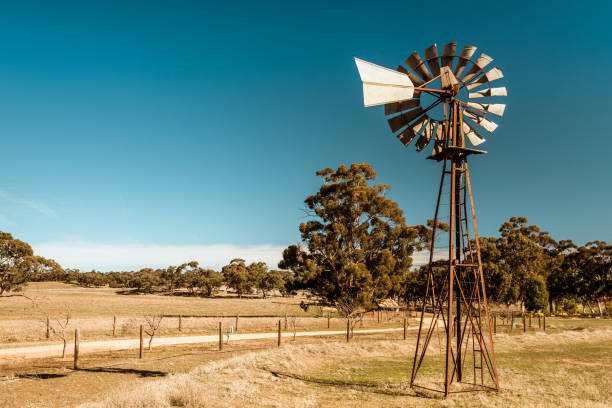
[[0, 1, 610, 270]]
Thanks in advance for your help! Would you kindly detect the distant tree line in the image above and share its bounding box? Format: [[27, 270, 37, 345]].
[[1, 163, 609, 315], [59, 259, 296, 298], [277, 164, 611, 316], [402, 217, 611, 314]]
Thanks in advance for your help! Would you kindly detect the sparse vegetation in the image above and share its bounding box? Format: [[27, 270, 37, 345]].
[[81, 325, 612, 408]]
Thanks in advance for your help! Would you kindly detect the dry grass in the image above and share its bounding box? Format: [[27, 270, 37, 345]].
[[0, 282, 313, 320], [81, 327, 612, 408], [0, 283, 412, 345]]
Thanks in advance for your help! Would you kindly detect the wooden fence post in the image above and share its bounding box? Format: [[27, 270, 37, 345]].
[[403, 317, 407, 340], [219, 322, 223, 351], [73, 329, 80, 370], [538, 314, 541, 328], [543, 314, 546, 331], [112, 315, 117, 337], [235, 315, 239, 332], [529, 312, 532, 328], [346, 319, 350, 343], [277, 320, 282, 347], [139, 325, 144, 359], [377, 310, 380, 323], [46, 317, 50, 339], [523, 313, 526, 333], [327, 312, 330, 329], [494, 314, 497, 334], [178, 315, 182, 332], [284, 313, 287, 330]]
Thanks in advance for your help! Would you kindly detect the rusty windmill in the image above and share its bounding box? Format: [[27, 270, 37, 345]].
[[354, 42, 506, 397]]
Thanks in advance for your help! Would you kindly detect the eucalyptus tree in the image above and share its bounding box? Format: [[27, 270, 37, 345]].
[[279, 163, 429, 316], [222, 258, 252, 298]]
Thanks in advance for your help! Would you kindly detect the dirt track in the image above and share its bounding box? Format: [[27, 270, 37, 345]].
[[0, 327, 410, 360]]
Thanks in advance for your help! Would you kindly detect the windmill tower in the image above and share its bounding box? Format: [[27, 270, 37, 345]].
[[354, 42, 506, 397]]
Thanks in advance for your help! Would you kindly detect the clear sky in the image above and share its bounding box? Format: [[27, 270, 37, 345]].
[[0, 1, 610, 270]]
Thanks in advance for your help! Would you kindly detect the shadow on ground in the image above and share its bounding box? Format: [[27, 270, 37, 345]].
[[80, 367, 167, 377]]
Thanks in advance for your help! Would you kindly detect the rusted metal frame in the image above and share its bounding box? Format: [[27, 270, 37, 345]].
[[452, 101, 464, 383], [414, 277, 452, 378], [411, 156, 447, 385], [452, 270, 496, 382], [451, 265, 482, 385], [458, 108, 476, 265], [457, 272, 479, 373], [417, 74, 441, 89], [473, 323, 478, 385], [413, 294, 446, 378], [414, 261, 451, 377], [400, 99, 442, 134], [414, 264, 458, 381], [445, 102, 458, 398], [412, 382, 498, 395], [449, 309, 472, 385], [414, 87, 451, 94], [411, 279, 439, 380], [465, 164, 499, 390], [460, 279, 495, 383]]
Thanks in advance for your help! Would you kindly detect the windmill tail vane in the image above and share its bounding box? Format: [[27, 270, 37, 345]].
[[355, 42, 507, 397]]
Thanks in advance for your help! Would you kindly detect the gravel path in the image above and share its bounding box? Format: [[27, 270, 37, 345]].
[[0, 326, 413, 360]]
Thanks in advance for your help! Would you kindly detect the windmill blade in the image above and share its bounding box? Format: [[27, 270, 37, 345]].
[[397, 127, 417, 146], [432, 121, 446, 155], [397, 65, 424, 86], [460, 53, 493, 83], [355, 58, 414, 106], [467, 102, 506, 117], [405, 51, 433, 81], [424, 44, 441, 77], [441, 42, 456, 70], [466, 67, 504, 90], [384, 99, 421, 116], [416, 120, 435, 151], [453, 45, 477, 77], [397, 65, 422, 98], [461, 120, 486, 146], [464, 110, 499, 133], [412, 115, 428, 133], [388, 107, 424, 132], [397, 115, 427, 146], [469, 86, 507, 98]]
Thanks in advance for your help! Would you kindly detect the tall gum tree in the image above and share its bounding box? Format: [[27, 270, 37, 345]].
[[0, 231, 63, 295], [279, 163, 429, 316]]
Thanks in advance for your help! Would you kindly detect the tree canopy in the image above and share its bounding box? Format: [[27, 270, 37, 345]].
[[279, 163, 429, 316]]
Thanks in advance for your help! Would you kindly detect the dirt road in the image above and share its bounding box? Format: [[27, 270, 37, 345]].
[[0, 327, 411, 360]]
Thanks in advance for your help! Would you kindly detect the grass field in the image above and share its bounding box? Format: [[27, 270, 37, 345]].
[[82, 325, 612, 408], [0, 282, 408, 345], [0, 283, 610, 407]]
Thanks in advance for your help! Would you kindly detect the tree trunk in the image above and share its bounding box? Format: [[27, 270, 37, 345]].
[[597, 301, 603, 317], [148, 335, 154, 350], [62, 339, 67, 359], [586, 301, 595, 314]]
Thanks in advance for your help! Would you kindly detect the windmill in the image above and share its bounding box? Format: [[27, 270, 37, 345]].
[[354, 42, 506, 397]]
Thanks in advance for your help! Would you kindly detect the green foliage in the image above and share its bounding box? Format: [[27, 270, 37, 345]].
[[524, 275, 548, 311], [497, 217, 556, 307], [279, 163, 429, 315], [0, 231, 35, 294], [0, 231, 64, 295], [222, 258, 252, 298], [560, 298, 578, 315], [128, 268, 163, 293], [183, 267, 224, 297]]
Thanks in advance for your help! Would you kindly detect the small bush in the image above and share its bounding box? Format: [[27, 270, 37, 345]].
[[561, 299, 578, 315]]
